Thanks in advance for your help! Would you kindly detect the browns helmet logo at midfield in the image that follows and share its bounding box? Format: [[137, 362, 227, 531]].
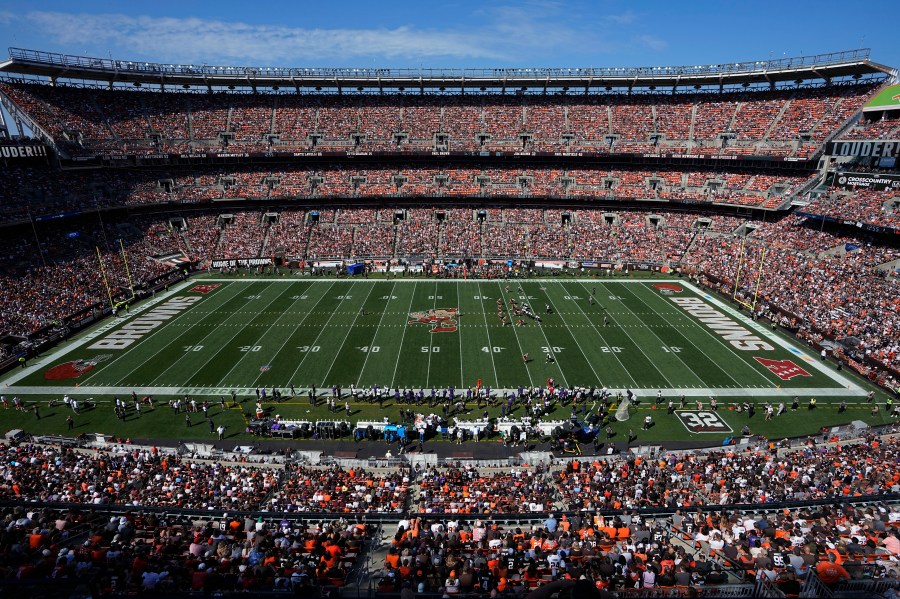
[[408, 308, 460, 333]]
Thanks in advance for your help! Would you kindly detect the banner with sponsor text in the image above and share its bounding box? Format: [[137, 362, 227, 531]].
[[829, 171, 900, 191]]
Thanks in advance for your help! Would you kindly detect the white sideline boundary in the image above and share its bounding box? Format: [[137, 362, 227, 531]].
[[680, 281, 865, 393], [0, 278, 869, 398], [0, 385, 870, 398], [0, 278, 194, 387], [197, 278, 684, 284]]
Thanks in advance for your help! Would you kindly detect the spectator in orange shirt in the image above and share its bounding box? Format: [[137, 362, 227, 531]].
[[816, 553, 851, 587]]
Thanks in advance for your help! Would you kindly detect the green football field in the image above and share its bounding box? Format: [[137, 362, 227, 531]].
[[0, 276, 887, 442]]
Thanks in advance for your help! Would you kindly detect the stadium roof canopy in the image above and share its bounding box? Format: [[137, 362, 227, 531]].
[[0, 47, 893, 92]]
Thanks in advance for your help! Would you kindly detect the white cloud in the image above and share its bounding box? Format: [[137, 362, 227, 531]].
[[637, 34, 668, 52], [17, 8, 634, 67], [606, 12, 637, 25], [23, 11, 509, 64]]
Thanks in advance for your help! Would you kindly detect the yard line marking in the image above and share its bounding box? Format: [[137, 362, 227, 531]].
[[561, 280, 667, 387], [158, 282, 293, 387], [682, 281, 864, 391], [549, 281, 631, 387], [319, 282, 378, 385], [4, 384, 867, 398], [476, 281, 501, 389], [616, 282, 743, 388], [636, 281, 773, 387], [245, 281, 336, 389], [526, 282, 601, 387], [0, 277, 203, 387], [355, 281, 398, 388], [390, 281, 419, 389], [83, 281, 247, 386], [285, 282, 361, 387], [108, 282, 262, 387], [425, 281, 440, 389], [594, 281, 706, 386], [575, 281, 679, 388], [198, 277, 686, 284], [456, 281, 465, 388], [495, 283, 537, 387]]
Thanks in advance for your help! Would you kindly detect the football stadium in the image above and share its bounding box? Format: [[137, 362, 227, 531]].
[[0, 12, 898, 598]]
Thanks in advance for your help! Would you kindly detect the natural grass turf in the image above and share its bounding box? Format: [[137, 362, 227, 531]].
[[0, 393, 893, 444], [2, 274, 890, 443]]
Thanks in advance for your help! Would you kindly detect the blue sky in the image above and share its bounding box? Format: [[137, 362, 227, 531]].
[[0, 0, 896, 70]]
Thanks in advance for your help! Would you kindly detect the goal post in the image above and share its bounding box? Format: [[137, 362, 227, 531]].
[[732, 237, 767, 313]]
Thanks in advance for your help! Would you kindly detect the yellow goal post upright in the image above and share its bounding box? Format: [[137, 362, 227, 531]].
[[119, 239, 136, 302], [96, 243, 135, 314], [95, 246, 115, 310], [731, 237, 767, 313]]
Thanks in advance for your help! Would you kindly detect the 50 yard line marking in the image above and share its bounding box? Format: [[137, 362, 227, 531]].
[[425, 281, 440, 389], [355, 281, 398, 388], [319, 282, 378, 386], [456, 281, 465, 388], [389, 281, 419, 389]]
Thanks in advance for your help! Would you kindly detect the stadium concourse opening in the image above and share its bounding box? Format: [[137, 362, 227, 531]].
[[0, 47, 896, 598]]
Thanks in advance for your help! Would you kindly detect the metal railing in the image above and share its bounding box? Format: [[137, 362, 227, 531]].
[[799, 570, 834, 598], [616, 581, 780, 597], [7, 47, 873, 81]]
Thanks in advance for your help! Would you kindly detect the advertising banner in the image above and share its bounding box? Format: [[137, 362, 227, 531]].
[[830, 171, 900, 191], [210, 257, 272, 268]]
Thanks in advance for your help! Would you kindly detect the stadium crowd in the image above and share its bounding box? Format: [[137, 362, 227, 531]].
[[0, 503, 370, 594], [377, 498, 900, 596], [0, 163, 817, 224], [3, 433, 900, 596], [3, 54, 900, 599], [3, 431, 900, 515], [803, 189, 899, 230], [683, 218, 899, 373], [0, 443, 280, 510], [0, 81, 878, 158], [1, 207, 897, 386]]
